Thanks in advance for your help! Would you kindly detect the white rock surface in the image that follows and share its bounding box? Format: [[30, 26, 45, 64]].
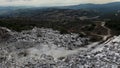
[[0, 27, 120, 68]]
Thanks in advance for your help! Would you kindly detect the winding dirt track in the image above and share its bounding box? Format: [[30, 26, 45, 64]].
[[101, 22, 111, 40], [91, 21, 111, 41]]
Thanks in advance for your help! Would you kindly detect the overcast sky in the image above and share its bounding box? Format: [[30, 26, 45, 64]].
[[0, 0, 120, 6]]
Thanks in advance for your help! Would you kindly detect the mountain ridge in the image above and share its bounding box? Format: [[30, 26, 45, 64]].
[[56, 2, 120, 13]]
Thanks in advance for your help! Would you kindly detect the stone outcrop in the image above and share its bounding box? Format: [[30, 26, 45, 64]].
[[0, 27, 120, 68]]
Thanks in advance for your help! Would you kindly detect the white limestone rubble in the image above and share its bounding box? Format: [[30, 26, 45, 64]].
[[0, 27, 120, 68]]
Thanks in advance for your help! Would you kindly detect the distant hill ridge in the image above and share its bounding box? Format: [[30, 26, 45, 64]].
[[57, 2, 120, 12], [0, 2, 120, 16]]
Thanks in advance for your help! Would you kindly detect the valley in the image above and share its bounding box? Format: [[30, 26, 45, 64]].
[[0, 2, 120, 68]]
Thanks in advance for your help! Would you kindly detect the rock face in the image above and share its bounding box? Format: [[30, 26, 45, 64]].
[[0, 27, 11, 41], [0, 27, 120, 68]]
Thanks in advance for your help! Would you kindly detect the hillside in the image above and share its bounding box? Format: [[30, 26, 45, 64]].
[[59, 2, 120, 13], [0, 27, 120, 68], [0, 2, 120, 17], [1, 1, 120, 68]]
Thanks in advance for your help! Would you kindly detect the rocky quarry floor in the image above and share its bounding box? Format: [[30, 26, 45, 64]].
[[0, 27, 120, 68]]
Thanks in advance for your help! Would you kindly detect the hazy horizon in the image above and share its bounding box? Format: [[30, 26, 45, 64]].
[[0, 0, 120, 7]]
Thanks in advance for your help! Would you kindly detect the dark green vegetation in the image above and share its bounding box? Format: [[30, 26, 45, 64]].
[[0, 2, 120, 41], [106, 19, 120, 35], [0, 9, 98, 32], [0, 9, 104, 42]]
